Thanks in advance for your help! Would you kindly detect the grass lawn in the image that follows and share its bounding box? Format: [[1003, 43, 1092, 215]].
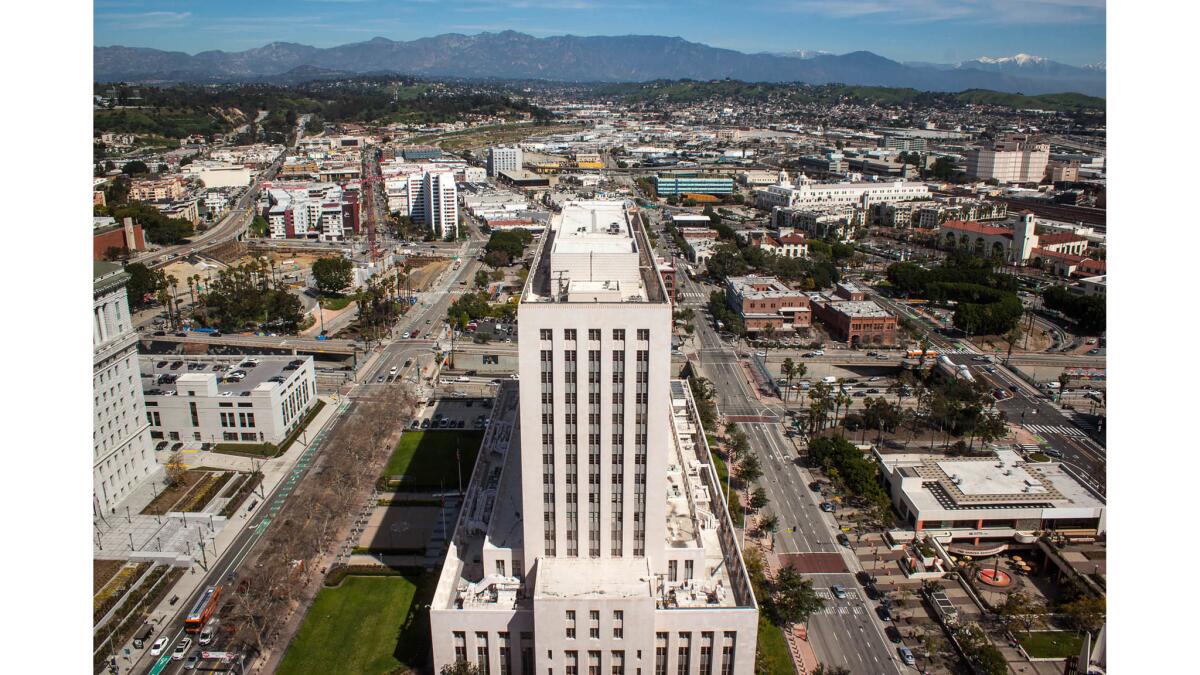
[[1018, 631, 1083, 659], [321, 295, 355, 311], [279, 574, 433, 675], [383, 430, 483, 489], [755, 616, 794, 675], [93, 559, 125, 595]]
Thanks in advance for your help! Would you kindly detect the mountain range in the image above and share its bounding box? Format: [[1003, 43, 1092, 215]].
[[94, 32, 1105, 97]]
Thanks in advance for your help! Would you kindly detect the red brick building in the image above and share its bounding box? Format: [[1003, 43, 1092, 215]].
[[725, 275, 811, 333], [93, 218, 145, 260], [810, 295, 898, 346]]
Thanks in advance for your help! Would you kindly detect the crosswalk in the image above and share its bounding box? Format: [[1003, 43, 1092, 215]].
[[677, 290, 707, 302], [813, 589, 865, 616], [1025, 424, 1087, 438], [1066, 412, 1099, 431]]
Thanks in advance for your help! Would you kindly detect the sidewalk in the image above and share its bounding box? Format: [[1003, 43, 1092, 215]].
[[114, 396, 346, 675]]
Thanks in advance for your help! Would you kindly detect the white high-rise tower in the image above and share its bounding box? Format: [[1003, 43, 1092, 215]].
[[431, 201, 758, 675]]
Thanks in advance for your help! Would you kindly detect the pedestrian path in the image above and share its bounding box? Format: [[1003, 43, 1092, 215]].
[[1025, 423, 1087, 438], [1018, 444, 1044, 453], [1066, 412, 1098, 431]]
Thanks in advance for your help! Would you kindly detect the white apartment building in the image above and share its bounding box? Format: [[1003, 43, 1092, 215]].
[[140, 356, 317, 447], [488, 146, 524, 177], [755, 171, 930, 211], [409, 170, 459, 239], [430, 201, 758, 675], [94, 262, 159, 514], [965, 135, 1050, 184], [265, 183, 351, 241]]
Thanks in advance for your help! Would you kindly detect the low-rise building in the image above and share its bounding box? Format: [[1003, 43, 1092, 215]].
[[875, 448, 1105, 546], [725, 275, 812, 334], [655, 173, 735, 196], [750, 230, 808, 259], [130, 176, 188, 202], [264, 182, 360, 241], [809, 293, 897, 346], [140, 356, 318, 447], [965, 134, 1050, 185]]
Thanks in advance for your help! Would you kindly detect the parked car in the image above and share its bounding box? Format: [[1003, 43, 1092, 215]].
[[876, 604, 893, 622], [837, 532, 851, 547], [885, 626, 902, 644], [809, 481, 822, 492], [898, 646, 916, 666], [184, 651, 200, 670]]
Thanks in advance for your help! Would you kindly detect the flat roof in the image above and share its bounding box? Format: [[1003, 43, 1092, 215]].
[[828, 300, 892, 318], [140, 355, 308, 396], [534, 558, 653, 600]]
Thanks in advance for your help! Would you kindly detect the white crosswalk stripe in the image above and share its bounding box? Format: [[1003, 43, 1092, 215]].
[[1026, 424, 1087, 437]]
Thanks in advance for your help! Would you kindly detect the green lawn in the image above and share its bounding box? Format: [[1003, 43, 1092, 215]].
[[1018, 631, 1083, 659], [755, 616, 794, 675], [321, 295, 355, 311], [383, 430, 484, 489], [279, 574, 433, 675]]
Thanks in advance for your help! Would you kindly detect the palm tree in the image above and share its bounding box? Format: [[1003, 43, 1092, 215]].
[[186, 276, 195, 305], [794, 361, 808, 406], [840, 394, 854, 434], [782, 358, 796, 402], [762, 322, 777, 359]]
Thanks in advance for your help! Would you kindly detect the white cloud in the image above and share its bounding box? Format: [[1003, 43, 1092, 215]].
[[96, 11, 192, 30]]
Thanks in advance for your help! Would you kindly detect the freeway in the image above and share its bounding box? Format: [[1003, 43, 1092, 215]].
[[139, 331, 359, 355]]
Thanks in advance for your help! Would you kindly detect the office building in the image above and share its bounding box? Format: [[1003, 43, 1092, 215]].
[[808, 292, 898, 347], [965, 135, 1050, 184], [94, 262, 160, 514], [264, 183, 359, 241], [140, 356, 317, 447], [875, 448, 1105, 546], [755, 172, 930, 211], [430, 201, 758, 674], [488, 146, 524, 177], [654, 173, 735, 196]]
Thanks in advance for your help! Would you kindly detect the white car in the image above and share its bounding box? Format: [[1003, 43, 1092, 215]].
[[755, 351, 767, 358], [172, 637, 192, 660], [389, 366, 399, 376], [150, 636, 170, 656]]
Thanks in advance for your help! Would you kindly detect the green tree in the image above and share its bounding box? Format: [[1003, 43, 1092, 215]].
[[812, 666, 851, 675], [311, 256, 354, 296], [474, 269, 490, 289], [772, 567, 824, 625], [737, 451, 762, 484], [750, 487, 769, 511], [1061, 596, 1106, 633], [758, 512, 778, 534], [123, 262, 164, 310], [122, 160, 150, 175], [250, 214, 270, 237], [440, 662, 481, 675]]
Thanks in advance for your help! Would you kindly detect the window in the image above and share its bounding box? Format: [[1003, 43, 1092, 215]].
[[588, 329, 601, 341], [499, 633, 512, 675], [699, 633, 713, 675], [565, 329, 577, 341], [589, 651, 601, 675], [654, 634, 668, 675], [189, 401, 199, 427], [477, 632, 490, 671], [611, 651, 625, 675], [676, 634, 691, 675], [589, 610, 600, 639], [453, 632, 467, 664], [521, 633, 534, 675], [720, 633, 736, 675], [613, 329, 625, 341], [541, 329, 552, 340], [566, 610, 577, 639], [637, 329, 649, 341], [613, 611, 624, 639], [566, 650, 579, 675]]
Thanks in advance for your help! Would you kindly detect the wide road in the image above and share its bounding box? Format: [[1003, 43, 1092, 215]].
[[668, 252, 905, 673]]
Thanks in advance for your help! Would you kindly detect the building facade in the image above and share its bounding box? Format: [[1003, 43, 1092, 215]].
[[488, 146, 524, 177], [756, 172, 930, 211], [430, 201, 758, 675], [141, 356, 317, 447], [94, 262, 159, 514], [965, 135, 1050, 184], [654, 174, 735, 196], [725, 275, 812, 334], [809, 292, 898, 346], [409, 170, 459, 239]]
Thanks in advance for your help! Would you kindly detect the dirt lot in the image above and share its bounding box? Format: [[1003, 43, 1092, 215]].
[[232, 251, 323, 286], [407, 259, 451, 291], [971, 327, 1053, 354]]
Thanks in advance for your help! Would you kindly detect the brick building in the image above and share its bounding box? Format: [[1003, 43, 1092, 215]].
[[93, 218, 145, 260], [809, 293, 898, 346], [725, 275, 811, 334]]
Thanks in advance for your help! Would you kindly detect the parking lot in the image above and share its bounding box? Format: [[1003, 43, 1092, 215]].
[[412, 397, 495, 431]]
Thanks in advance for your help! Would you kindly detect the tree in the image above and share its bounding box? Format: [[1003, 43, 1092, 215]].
[[311, 256, 353, 296], [998, 591, 1045, 637], [440, 663, 481, 675], [772, 567, 824, 625], [122, 160, 150, 175], [474, 269, 490, 289], [164, 451, 187, 487], [737, 451, 762, 484], [812, 666, 851, 675], [758, 512, 778, 534], [781, 358, 796, 401], [123, 262, 164, 310], [1061, 596, 1105, 633], [750, 487, 769, 511]]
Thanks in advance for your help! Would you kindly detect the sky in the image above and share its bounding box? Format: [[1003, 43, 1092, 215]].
[[93, 0, 1106, 66]]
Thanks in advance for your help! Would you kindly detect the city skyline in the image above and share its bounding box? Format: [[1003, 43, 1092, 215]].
[[94, 0, 1106, 67]]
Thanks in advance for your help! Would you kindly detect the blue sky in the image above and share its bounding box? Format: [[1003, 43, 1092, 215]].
[[94, 0, 1106, 66]]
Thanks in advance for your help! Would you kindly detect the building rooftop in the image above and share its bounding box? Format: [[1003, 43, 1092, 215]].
[[524, 200, 666, 304], [535, 558, 654, 600], [140, 355, 308, 397], [827, 300, 892, 318], [726, 275, 804, 300]]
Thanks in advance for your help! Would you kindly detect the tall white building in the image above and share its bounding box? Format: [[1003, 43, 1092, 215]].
[[965, 135, 1050, 184], [755, 172, 931, 211], [431, 201, 758, 675], [487, 146, 524, 177], [94, 262, 160, 514], [408, 170, 459, 239]]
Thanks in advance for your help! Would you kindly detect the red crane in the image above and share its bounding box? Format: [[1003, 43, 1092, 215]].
[[358, 150, 387, 260]]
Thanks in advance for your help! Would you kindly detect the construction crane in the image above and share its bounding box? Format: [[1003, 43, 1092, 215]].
[[357, 147, 387, 260]]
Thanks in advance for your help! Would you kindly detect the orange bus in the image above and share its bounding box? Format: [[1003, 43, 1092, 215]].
[[185, 585, 222, 633]]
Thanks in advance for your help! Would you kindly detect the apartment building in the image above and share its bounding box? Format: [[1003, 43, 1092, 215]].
[[264, 183, 360, 242], [94, 262, 160, 514], [129, 176, 187, 202], [409, 170, 459, 239], [430, 201, 758, 674], [140, 356, 317, 447], [755, 172, 931, 211]]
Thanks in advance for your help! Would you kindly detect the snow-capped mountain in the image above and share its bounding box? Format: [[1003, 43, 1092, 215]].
[[953, 54, 1105, 94]]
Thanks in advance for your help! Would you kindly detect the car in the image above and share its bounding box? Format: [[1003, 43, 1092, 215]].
[[876, 604, 893, 622], [390, 366, 399, 376], [837, 532, 851, 547], [377, 375, 385, 382], [852, 391, 866, 397], [1044, 448, 1064, 458], [1008, 385, 1019, 392], [170, 442, 183, 452], [150, 636, 170, 656], [809, 481, 822, 492], [898, 646, 916, 666], [865, 583, 880, 600], [184, 651, 200, 670], [856, 571, 872, 586], [199, 623, 216, 645], [420, 419, 430, 429], [830, 585, 847, 599], [984, 366, 996, 373], [866, 388, 880, 394], [885, 626, 903, 644], [175, 332, 188, 337], [755, 351, 767, 358], [401, 331, 411, 339], [875, 354, 889, 360], [866, 351, 877, 357], [172, 638, 192, 660], [153, 330, 167, 336], [820, 502, 835, 512], [972, 356, 990, 362], [410, 419, 420, 429]]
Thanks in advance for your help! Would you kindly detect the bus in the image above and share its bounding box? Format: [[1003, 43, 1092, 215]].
[[185, 585, 223, 633]]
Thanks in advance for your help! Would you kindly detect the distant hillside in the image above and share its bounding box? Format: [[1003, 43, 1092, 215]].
[[95, 31, 1105, 97]]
